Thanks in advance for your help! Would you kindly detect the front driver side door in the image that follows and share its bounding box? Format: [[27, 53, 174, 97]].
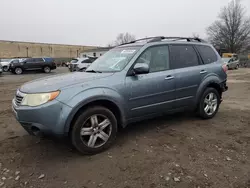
[[125, 45, 176, 119], [22, 58, 36, 70]]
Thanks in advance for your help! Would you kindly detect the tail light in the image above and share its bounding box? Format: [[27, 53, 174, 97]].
[[222, 64, 228, 73]]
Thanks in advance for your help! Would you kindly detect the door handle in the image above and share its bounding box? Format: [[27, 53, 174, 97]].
[[165, 75, 174, 80], [200, 70, 207, 74]]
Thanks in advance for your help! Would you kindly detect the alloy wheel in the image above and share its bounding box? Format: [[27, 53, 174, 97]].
[[80, 114, 112, 148], [204, 92, 218, 116], [15, 68, 22, 74]]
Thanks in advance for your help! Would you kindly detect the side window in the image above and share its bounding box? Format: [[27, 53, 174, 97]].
[[82, 59, 92, 63], [25, 59, 34, 63], [136, 45, 170, 72], [34, 58, 43, 62], [196, 45, 218, 64], [170, 45, 199, 69]]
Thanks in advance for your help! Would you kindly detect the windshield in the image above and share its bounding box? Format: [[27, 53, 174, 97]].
[[86, 47, 139, 72], [70, 59, 79, 64]]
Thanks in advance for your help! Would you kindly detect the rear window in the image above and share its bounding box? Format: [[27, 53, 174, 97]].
[[82, 59, 92, 63], [196, 45, 218, 64]]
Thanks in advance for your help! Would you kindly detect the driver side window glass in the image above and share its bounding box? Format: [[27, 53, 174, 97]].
[[136, 45, 170, 73]]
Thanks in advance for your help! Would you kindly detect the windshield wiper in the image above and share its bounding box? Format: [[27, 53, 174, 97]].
[[85, 69, 102, 73]]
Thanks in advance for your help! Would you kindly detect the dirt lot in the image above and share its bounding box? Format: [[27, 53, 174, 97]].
[[0, 68, 250, 188]]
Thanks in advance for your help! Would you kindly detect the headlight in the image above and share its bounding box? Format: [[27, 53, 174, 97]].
[[21, 91, 60, 107]]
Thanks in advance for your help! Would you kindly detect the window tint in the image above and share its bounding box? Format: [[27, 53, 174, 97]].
[[25, 58, 34, 63], [170, 45, 199, 69], [34, 58, 43, 62], [82, 59, 92, 63], [196, 45, 217, 64], [136, 45, 170, 72]]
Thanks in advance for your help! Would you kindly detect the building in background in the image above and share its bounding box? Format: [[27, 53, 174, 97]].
[[0, 40, 97, 59], [80, 47, 113, 58]]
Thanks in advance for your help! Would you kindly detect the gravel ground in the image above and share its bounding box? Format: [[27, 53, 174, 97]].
[[0, 68, 250, 188]]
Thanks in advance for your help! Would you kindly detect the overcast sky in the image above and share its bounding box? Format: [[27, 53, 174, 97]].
[[0, 0, 249, 46]]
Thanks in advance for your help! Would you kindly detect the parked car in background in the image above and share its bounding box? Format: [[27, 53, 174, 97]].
[[0, 63, 3, 75], [0, 59, 12, 72], [12, 36, 228, 154], [9, 57, 56, 74], [68, 57, 97, 72], [221, 57, 239, 69]]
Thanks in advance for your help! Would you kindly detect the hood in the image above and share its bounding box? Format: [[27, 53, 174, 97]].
[[20, 72, 114, 93]]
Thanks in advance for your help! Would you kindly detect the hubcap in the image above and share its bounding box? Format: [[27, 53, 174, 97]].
[[15, 68, 22, 74], [80, 115, 112, 148], [44, 67, 50, 72], [204, 92, 218, 116]]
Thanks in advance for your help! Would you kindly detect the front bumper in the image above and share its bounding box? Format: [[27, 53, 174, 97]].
[[12, 99, 72, 137]]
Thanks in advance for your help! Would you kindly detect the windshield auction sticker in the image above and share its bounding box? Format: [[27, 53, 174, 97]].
[[121, 50, 136, 54]]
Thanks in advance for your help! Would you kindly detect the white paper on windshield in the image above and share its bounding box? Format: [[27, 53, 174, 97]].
[[121, 50, 136, 54]]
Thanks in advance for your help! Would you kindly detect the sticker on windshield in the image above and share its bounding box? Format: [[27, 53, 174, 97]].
[[121, 50, 136, 54]]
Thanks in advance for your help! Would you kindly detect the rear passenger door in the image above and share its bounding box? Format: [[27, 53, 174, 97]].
[[33, 58, 45, 69], [195, 45, 218, 79], [169, 45, 203, 108]]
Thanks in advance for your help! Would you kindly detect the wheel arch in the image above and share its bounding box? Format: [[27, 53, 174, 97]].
[[195, 77, 222, 106], [64, 98, 126, 135]]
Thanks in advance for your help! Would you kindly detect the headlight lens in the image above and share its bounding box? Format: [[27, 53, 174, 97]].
[[21, 91, 60, 107]]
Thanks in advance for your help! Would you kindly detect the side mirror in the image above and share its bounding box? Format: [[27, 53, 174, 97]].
[[133, 63, 149, 75]]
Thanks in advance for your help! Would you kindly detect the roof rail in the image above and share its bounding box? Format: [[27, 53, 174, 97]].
[[118, 36, 206, 46], [148, 37, 206, 43], [118, 36, 166, 46]]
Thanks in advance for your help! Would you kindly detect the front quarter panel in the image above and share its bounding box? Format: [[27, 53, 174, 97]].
[[63, 87, 126, 133]]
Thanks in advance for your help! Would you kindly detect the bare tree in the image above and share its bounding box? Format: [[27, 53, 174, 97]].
[[114, 33, 136, 45], [207, 0, 250, 53], [192, 33, 200, 38]]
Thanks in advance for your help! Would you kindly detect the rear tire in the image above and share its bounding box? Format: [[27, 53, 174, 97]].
[[197, 88, 220, 119], [3, 66, 8, 72], [14, 67, 23, 75], [70, 106, 118, 155], [43, 66, 51, 73], [236, 64, 239, 69]]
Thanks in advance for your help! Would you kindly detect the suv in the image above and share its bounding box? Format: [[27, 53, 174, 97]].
[[68, 57, 97, 72], [9, 57, 56, 74], [12, 37, 228, 154]]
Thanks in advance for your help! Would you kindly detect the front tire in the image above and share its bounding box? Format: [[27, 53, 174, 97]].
[[71, 106, 118, 155], [43, 66, 51, 73], [14, 67, 23, 75], [197, 88, 220, 119]]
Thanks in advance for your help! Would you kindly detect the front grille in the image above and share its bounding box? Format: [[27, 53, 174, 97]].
[[15, 90, 25, 106]]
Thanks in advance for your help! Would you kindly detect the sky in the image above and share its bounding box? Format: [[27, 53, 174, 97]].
[[0, 0, 249, 46]]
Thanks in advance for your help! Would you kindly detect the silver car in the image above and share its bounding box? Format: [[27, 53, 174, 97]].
[[222, 57, 239, 69], [68, 57, 96, 72]]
